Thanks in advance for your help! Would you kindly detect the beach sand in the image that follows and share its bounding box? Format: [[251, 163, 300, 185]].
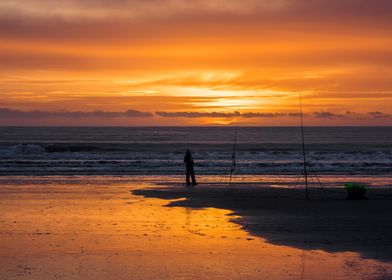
[[1, 177, 392, 279]]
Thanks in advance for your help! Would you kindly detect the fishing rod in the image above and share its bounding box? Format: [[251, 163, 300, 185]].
[[295, 92, 326, 199], [299, 92, 309, 200]]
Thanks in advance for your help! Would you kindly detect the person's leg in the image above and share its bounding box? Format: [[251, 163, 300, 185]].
[[191, 168, 196, 184], [186, 167, 191, 185]]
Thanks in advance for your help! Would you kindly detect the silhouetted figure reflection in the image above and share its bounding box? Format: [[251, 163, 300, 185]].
[[184, 149, 197, 186]]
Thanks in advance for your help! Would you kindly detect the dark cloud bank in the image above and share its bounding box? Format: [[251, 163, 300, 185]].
[[0, 108, 390, 121], [155, 111, 302, 118], [156, 111, 392, 120], [0, 108, 153, 119]]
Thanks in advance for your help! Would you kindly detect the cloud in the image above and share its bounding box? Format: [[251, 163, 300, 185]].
[[311, 111, 392, 120], [155, 111, 301, 118], [368, 111, 392, 119], [1, 108, 391, 126], [155, 111, 240, 118], [241, 112, 284, 118], [158, 110, 391, 120], [1, 0, 392, 23], [157, 110, 392, 121], [313, 111, 346, 119], [1, 0, 391, 46], [0, 108, 153, 118]]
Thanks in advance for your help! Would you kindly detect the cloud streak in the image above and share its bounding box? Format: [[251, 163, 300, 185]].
[[156, 110, 392, 120], [155, 111, 240, 118], [2, 0, 392, 23], [368, 111, 392, 119], [156, 111, 302, 119], [313, 111, 346, 119], [0, 108, 153, 119], [0, 108, 391, 127]]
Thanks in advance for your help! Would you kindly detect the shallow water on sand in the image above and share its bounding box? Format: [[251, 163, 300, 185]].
[[0, 176, 391, 280]]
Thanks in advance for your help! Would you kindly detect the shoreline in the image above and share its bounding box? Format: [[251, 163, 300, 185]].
[[1, 173, 391, 185]]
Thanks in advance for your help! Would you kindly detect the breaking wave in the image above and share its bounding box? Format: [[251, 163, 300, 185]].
[[0, 127, 391, 175]]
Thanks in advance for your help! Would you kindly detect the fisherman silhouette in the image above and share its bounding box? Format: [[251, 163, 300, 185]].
[[184, 149, 197, 186]]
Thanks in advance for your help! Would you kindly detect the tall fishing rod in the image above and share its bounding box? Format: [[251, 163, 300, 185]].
[[229, 115, 240, 185], [299, 92, 309, 200]]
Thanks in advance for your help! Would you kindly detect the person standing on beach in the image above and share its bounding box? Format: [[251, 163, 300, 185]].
[[184, 149, 197, 186]]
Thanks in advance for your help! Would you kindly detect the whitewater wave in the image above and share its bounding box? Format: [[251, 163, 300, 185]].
[[0, 126, 391, 175]]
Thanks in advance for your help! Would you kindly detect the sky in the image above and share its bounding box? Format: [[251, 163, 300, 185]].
[[0, 0, 391, 126]]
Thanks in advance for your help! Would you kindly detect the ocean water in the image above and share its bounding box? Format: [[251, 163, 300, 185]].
[[0, 126, 391, 176]]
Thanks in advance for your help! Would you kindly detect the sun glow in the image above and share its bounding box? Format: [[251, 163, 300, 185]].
[[189, 96, 263, 109]]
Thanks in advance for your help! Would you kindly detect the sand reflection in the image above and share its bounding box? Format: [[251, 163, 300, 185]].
[[0, 177, 391, 279]]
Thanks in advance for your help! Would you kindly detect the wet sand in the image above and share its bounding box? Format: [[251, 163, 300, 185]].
[[134, 183, 392, 261], [1, 177, 392, 279]]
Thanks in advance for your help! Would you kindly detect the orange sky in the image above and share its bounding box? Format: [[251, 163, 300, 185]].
[[0, 0, 391, 126]]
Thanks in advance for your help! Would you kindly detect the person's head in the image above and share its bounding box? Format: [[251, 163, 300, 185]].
[[186, 149, 191, 155]]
